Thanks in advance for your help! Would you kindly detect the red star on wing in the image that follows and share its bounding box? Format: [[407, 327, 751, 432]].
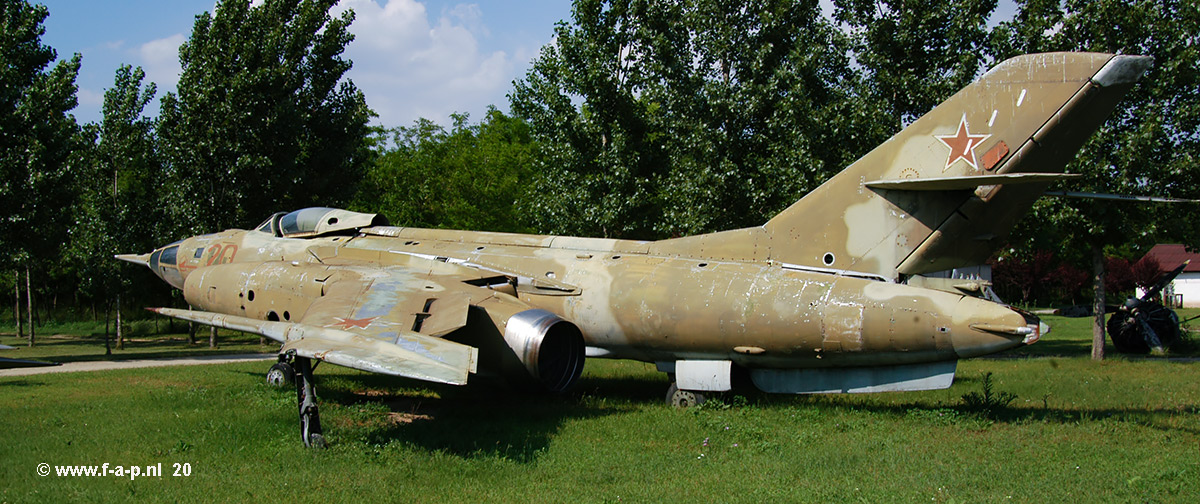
[[330, 317, 376, 330], [935, 115, 991, 171]]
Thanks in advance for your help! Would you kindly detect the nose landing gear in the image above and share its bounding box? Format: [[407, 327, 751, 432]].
[[265, 360, 294, 387], [273, 352, 325, 448], [294, 356, 326, 448]]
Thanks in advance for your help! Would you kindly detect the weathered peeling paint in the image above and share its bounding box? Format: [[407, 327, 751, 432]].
[[127, 52, 1149, 396]]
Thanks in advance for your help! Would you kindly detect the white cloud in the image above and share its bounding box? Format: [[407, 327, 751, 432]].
[[335, 0, 518, 126], [77, 87, 104, 108], [138, 33, 185, 91]]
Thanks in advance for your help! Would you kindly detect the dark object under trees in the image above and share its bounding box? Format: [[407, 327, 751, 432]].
[[1106, 260, 1188, 354]]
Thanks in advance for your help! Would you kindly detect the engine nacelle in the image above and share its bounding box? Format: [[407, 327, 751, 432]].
[[468, 294, 586, 393], [502, 309, 587, 392]]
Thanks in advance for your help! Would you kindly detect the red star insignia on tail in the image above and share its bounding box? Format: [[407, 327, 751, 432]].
[[935, 115, 991, 171]]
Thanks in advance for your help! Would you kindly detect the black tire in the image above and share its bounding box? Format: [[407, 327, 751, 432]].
[[266, 362, 295, 387], [306, 432, 327, 449], [666, 382, 705, 408]]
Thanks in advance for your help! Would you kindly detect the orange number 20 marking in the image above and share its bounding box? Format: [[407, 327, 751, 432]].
[[205, 244, 239, 266]]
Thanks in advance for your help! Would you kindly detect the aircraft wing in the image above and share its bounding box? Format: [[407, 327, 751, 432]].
[[152, 307, 478, 384], [148, 258, 511, 385]]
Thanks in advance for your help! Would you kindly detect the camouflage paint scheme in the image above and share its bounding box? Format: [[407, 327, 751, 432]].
[[121, 53, 1149, 443]]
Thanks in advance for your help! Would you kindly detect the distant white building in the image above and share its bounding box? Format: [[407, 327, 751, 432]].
[[1136, 244, 1200, 308]]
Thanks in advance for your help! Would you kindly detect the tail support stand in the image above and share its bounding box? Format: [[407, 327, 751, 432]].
[[294, 356, 326, 448]]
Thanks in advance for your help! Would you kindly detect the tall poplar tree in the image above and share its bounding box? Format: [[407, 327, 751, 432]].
[[0, 0, 84, 345], [69, 65, 164, 348], [511, 0, 868, 239], [158, 0, 374, 236]]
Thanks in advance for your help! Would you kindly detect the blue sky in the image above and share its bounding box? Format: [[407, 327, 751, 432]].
[[38, 0, 573, 127], [38, 1, 1016, 128]]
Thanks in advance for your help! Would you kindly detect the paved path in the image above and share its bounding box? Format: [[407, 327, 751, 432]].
[[0, 353, 275, 377]]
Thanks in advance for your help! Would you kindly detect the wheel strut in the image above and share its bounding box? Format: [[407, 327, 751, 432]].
[[294, 356, 326, 448]]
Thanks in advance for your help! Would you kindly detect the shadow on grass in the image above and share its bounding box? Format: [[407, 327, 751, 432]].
[[792, 394, 1200, 436], [0, 379, 44, 387], [999, 339, 1097, 357], [243, 357, 1200, 460], [277, 370, 677, 462], [40, 347, 271, 363]]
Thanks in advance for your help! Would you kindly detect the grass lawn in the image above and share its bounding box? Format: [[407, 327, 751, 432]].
[[1, 312, 1198, 502], [0, 320, 275, 364]]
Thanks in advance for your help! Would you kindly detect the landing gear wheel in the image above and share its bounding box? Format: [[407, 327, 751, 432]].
[[666, 382, 705, 408], [294, 357, 326, 448], [266, 362, 294, 387]]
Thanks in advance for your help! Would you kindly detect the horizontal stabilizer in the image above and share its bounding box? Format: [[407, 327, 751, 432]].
[[1044, 191, 1200, 203], [865, 173, 1080, 191], [149, 307, 478, 385]]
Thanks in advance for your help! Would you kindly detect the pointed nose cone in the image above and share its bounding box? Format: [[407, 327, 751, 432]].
[[950, 297, 1040, 358], [116, 241, 186, 290], [115, 253, 152, 267]]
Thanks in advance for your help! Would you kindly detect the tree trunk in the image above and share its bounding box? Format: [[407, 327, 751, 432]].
[[25, 266, 34, 347], [187, 307, 196, 345], [104, 300, 111, 356], [1091, 245, 1106, 361], [116, 293, 124, 350], [209, 325, 217, 348], [14, 271, 22, 339]]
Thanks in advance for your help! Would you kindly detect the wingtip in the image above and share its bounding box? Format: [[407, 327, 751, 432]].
[[1093, 54, 1153, 87]]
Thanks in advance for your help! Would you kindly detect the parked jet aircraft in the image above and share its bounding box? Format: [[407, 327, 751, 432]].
[[120, 52, 1150, 447]]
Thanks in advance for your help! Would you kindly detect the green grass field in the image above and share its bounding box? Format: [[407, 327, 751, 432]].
[[0, 322, 273, 363], [2, 313, 1198, 502]]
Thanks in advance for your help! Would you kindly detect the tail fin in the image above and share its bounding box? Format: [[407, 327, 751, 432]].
[[763, 52, 1151, 280]]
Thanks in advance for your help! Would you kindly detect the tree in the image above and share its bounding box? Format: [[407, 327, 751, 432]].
[[511, 0, 868, 239], [158, 0, 374, 237], [993, 0, 1200, 359], [992, 250, 1056, 304], [353, 109, 536, 233], [833, 0, 1000, 127], [69, 65, 163, 351], [0, 0, 84, 346]]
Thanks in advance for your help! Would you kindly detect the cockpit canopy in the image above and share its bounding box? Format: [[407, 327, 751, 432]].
[[255, 207, 389, 238]]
